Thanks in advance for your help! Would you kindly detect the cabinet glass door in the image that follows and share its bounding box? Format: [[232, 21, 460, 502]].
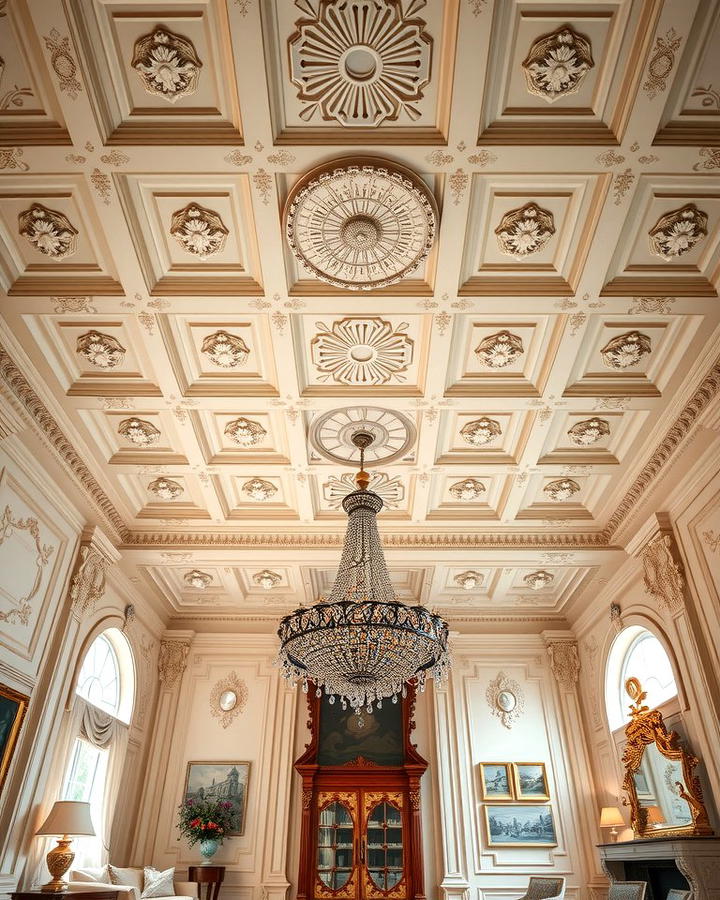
[[366, 801, 404, 892], [317, 801, 355, 891]]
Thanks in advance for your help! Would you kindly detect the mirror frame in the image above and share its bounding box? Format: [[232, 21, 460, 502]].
[[621, 677, 713, 838]]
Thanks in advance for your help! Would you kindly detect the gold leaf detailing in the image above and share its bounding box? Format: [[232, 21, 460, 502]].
[[18, 203, 78, 260], [170, 203, 229, 259], [648, 204, 708, 260], [495, 202, 555, 258], [132, 26, 202, 102], [311, 318, 414, 386], [522, 25, 594, 103]]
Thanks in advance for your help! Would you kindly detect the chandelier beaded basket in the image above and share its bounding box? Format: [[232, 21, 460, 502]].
[[277, 430, 450, 722]]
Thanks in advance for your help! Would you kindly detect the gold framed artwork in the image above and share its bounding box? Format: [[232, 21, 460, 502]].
[[479, 763, 514, 801], [513, 762, 550, 801], [484, 804, 557, 847], [183, 760, 251, 835], [0, 683, 30, 797]]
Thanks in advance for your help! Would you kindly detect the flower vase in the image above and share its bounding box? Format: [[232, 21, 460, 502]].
[[199, 838, 220, 864]]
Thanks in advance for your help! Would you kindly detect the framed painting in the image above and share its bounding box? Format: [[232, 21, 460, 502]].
[[513, 762, 550, 801], [484, 804, 557, 847], [317, 694, 403, 766], [479, 763, 513, 801], [183, 761, 251, 836], [0, 683, 29, 797]]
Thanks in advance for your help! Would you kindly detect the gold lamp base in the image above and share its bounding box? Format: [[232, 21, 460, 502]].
[[41, 836, 74, 892]]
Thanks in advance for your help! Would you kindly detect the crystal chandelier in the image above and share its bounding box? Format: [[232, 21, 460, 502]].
[[277, 430, 450, 721]]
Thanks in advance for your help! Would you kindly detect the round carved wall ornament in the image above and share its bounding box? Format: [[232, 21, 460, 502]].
[[210, 671, 248, 728], [284, 157, 438, 291]]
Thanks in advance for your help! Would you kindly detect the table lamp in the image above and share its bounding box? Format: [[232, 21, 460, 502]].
[[36, 800, 95, 892], [599, 806, 625, 842]]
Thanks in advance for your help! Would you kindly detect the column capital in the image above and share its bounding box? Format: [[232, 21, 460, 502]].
[[70, 525, 120, 619], [158, 631, 194, 688], [627, 514, 685, 614], [542, 631, 580, 691]]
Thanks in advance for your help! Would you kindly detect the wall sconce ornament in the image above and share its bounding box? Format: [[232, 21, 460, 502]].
[[210, 671, 248, 729], [486, 671, 525, 729]]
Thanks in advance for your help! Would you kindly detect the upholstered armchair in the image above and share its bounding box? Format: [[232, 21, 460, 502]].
[[516, 877, 566, 900], [607, 882, 647, 900], [666, 891, 690, 900]]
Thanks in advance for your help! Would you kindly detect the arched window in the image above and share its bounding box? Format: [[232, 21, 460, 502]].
[[605, 625, 678, 731], [61, 628, 134, 866]]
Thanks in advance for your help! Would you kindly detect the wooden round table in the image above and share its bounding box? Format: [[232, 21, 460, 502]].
[[188, 866, 226, 900]]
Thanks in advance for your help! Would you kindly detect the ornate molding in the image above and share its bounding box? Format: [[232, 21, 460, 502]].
[[567, 417, 610, 446], [648, 204, 707, 260], [475, 330, 523, 369], [601, 331, 651, 369], [643, 28, 682, 100], [69, 526, 119, 619], [448, 478, 485, 501], [76, 331, 126, 369], [0, 505, 54, 626], [522, 25, 594, 103], [243, 478, 277, 501], [486, 671, 525, 728], [543, 478, 580, 501], [546, 640, 580, 690], [495, 202, 555, 258], [158, 637, 191, 687], [118, 417, 161, 447], [311, 318, 414, 386], [323, 471, 404, 509], [224, 416, 266, 447], [209, 670, 248, 728], [147, 476, 184, 501], [524, 570, 554, 591], [640, 532, 685, 613], [18, 203, 78, 260], [170, 203, 229, 259], [460, 417, 502, 446], [132, 26, 202, 102], [201, 330, 249, 368]]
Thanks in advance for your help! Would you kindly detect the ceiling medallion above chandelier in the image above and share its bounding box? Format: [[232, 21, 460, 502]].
[[277, 428, 450, 723], [284, 157, 438, 291]]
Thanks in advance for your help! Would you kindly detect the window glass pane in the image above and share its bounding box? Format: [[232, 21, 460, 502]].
[[61, 739, 107, 868], [620, 632, 677, 713], [76, 635, 121, 716]]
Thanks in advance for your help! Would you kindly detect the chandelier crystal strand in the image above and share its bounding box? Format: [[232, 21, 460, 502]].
[[277, 431, 451, 724]]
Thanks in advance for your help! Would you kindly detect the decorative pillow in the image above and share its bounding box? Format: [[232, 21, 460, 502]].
[[72, 867, 110, 883], [141, 866, 176, 899], [109, 866, 144, 900]]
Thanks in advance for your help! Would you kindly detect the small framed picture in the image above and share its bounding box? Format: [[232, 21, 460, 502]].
[[484, 804, 557, 847], [0, 683, 30, 798], [183, 761, 251, 835], [513, 762, 550, 801], [479, 763, 513, 801]]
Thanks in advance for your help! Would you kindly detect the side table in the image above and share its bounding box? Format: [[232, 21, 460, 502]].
[[188, 866, 225, 900]]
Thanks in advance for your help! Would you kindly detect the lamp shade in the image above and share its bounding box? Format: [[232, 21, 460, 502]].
[[36, 801, 95, 837], [599, 806, 625, 828]]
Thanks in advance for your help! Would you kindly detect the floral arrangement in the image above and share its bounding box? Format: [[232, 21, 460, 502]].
[[177, 797, 235, 846]]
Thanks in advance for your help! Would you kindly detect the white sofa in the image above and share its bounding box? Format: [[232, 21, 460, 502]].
[[68, 866, 198, 900]]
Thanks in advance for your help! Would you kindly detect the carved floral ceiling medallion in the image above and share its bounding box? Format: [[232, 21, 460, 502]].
[[601, 331, 652, 369], [648, 204, 708, 260], [224, 416, 266, 447], [495, 203, 555, 258], [475, 330, 524, 369], [454, 570, 483, 591], [460, 416, 502, 447], [567, 417, 610, 446], [284, 157, 437, 290], [448, 478, 485, 501], [131, 26, 202, 102], [522, 25, 594, 103], [18, 203, 78, 260], [543, 478, 580, 501], [201, 330, 249, 368], [147, 476, 183, 501], [324, 471, 404, 509], [170, 204, 229, 259], [253, 569, 282, 589], [118, 417, 161, 447], [76, 331, 126, 369], [524, 570, 554, 591], [311, 317, 414, 386], [242, 477, 277, 501], [309, 407, 415, 466], [184, 568, 212, 589], [288, 0, 432, 128]]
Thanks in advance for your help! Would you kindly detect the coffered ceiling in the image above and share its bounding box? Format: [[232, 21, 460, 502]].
[[1, 0, 719, 626]]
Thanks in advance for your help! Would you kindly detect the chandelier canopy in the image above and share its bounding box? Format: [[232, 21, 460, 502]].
[[277, 431, 450, 720]]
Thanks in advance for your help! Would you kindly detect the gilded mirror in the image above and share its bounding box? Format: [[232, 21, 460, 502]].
[[621, 677, 713, 838]]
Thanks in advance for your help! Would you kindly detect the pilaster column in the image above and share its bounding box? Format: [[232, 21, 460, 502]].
[[68, 526, 121, 621], [130, 631, 194, 865], [542, 631, 605, 899]]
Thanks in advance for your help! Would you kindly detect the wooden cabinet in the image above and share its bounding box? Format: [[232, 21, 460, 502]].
[[295, 687, 427, 900]]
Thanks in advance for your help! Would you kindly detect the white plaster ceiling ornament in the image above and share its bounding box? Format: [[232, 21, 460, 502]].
[[201, 330, 250, 368], [454, 570, 483, 591], [76, 331, 126, 369], [460, 416, 502, 447], [324, 471, 404, 509], [448, 478, 485, 501], [523, 570, 554, 591], [184, 569, 213, 590], [521, 25, 594, 103], [131, 26, 202, 103], [567, 417, 610, 446], [209, 671, 248, 729], [648, 204, 708, 260], [543, 478, 581, 502], [224, 416, 266, 447], [311, 317, 414, 386], [475, 330, 524, 369], [287, 0, 433, 128], [169, 204, 229, 259], [118, 417, 161, 447], [18, 203, 78, 260], [601, 331, 652, 369], [309, 406, 416, 466], [147, 476, 184, 501], [495, 203, 555, 258], [486, 671, 525, 729], [253, 569, 282, 590], [242, 478, 277, 501], [284, 157, 438, 291]]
